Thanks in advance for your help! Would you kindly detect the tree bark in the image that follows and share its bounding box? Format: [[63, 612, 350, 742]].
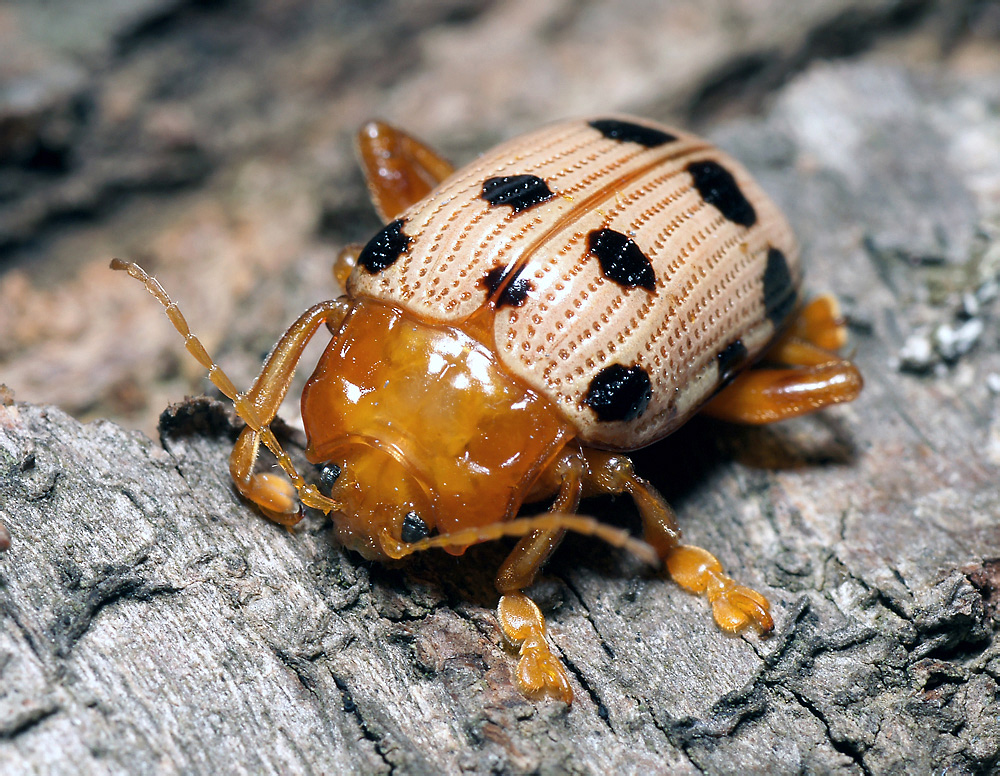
[[2, 2, 999, 774]]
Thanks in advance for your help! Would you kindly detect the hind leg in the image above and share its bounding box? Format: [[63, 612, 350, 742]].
[[703, 295, 862, 425]]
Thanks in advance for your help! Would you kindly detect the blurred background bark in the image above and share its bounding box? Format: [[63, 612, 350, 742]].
[[1, 1, 999, 774]]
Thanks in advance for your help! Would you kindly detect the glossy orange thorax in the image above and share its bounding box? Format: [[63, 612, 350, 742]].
[[301, 300, 573, 558]]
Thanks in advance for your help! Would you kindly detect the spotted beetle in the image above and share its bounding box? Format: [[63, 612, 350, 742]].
[[113, 116, 862, 703]]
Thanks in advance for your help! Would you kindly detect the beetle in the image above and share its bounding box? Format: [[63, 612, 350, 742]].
[[112, 115, 862, 704]]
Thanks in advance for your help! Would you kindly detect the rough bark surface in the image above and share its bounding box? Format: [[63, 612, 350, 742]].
[[2, 1, 1000, 775]]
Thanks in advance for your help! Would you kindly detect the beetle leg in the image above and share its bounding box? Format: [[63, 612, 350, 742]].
[[785, 293, 849, 351], [701, 351, 862, 425], [701, 359, 862, 425], [228, 427, 300, 522], [225, 298, 352, 522], [110, 259, 349, 524], [495, 447, 584, 591], [577, 449, 774, 634], [702, 296, 862, 425], [497, 593, 573, 704], [495, 448, 586, 704], [357, 120, 455, 222]]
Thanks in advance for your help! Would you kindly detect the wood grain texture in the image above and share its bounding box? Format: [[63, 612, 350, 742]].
[[1, 2, 999, 774]]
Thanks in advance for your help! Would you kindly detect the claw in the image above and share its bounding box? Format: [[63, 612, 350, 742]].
[[498, 593, 574, 704], [243, 472, 304, 526], [709, 583, 773, 633], [516, 638, 573, 702], [665, 544, 773, 634]]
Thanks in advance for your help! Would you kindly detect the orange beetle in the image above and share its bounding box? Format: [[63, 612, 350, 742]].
[[113, 116, 861, 703]]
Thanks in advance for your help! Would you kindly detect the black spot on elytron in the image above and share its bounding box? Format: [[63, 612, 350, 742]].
[[585, 364, 653, 423], [587, 229, 656, 291], [588, 118, 678, 148], [763, 247, 797, 326], [481, 266, 506, 295], [686, 160, 757, 228], [400, 511, 430, 543], [481, 175, 555, 213], [357, 219, 411, 274], [717, 340, 749, 386], [498, 276, 532, 308], [480, 265, 533, 308]]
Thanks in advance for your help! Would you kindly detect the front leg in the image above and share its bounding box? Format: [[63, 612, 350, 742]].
[[497, 593, 573, 704], [494, 443, 774, 705], [226, 299, 351, 522], [495, 447, 585, 704]]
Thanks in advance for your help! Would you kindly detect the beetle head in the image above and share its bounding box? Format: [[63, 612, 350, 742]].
[[317, 440, 434, 560]]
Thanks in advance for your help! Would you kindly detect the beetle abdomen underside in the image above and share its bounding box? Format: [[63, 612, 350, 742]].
[[348, 116, 800, 448]]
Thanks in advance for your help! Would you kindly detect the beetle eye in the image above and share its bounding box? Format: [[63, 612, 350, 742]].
[[400, 511, 430, 543], [318, 463, 342, 496]]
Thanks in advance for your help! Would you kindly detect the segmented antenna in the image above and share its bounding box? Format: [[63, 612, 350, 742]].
[[379, 513, 661, 567], [110, 259, 339, 513]]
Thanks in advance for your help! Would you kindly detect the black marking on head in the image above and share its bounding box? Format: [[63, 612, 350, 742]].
[[585, 364, 653, 423], [358, 219, 411, 274], [589, 118, 677, 148], [587, 229, 656, 291], [481, 175, 554, 213], [717, 340, 749, 386], [480, 265, 533, 308], [763, 247, 797, 326], [318, 463, 342, 497], [686, 160, 757, 228], [400, 511, 430, 544]]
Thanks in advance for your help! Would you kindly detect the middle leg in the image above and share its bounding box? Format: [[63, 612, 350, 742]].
[[577, 449, 773, 634], [356, 121, 455, 222]]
